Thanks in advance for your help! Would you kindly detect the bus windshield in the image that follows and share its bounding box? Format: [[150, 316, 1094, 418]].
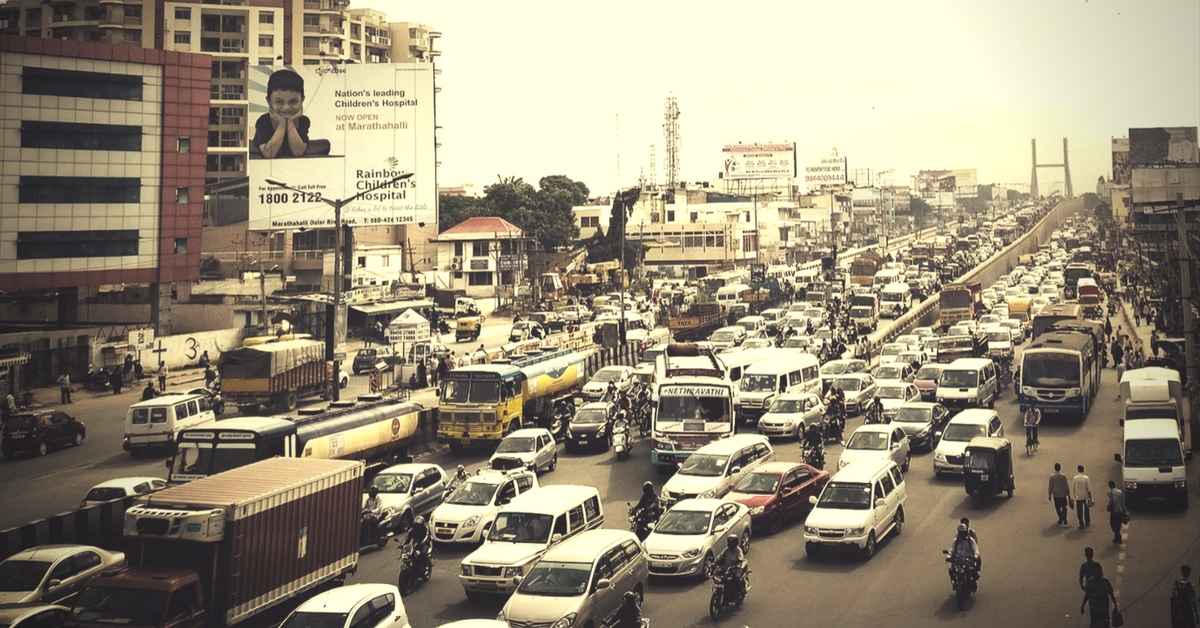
[[1023, 353, 1081, 387], [172, 444, 257, 478], [656, 394, 731, 425]]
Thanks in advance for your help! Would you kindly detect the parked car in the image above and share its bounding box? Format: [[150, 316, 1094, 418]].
[[581, 366, 635, 402], [364, 463, 449, 533], [490, 428, 557, 474], [0, 545, 125, 605], [278, 583, 410, 628], [643, 499, 752, 577], [2, 411, 86, 459], [756, 393, 825, 440], [890, 402, 951, 451], [837, 424, 911, 472], [0, 604, 70, 628], [353, 346, 398, 374], [430, 469, 539, 545], [726, 461, 829, 534], [79, 477, 166, 508]]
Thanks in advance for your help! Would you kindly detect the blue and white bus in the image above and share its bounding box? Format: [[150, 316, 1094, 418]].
[[651, 344, 737, 471], [1018, 329, 1100, 416]]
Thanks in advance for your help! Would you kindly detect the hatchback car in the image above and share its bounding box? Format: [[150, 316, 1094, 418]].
[[890, 402, 951, 451], [726, 461, 829, 534], [643, 499, 752, 578], [278, 583, 410, 628], [2, 411, 86, 459], [0, 604, 70, 628], [364, 463, 449, 532], [838, 424, 911, 472], [829, 373, 876, 415], [0, 545, 125, 605], [756, 393, 825, 440], [564, 402, 614, 452], [933, 409, 1004, 478], [878, 343, 908, 365], [430, 469, 539, 545], [490, 428, 557, 474], [560, 305, 592, 324], [79, 477, 166, 508], [581, 366, 635, 402], [873, 363, 915, 385]]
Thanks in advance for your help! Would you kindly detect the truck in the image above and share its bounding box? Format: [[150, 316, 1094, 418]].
[[437, 348, 590, 448], [69, 458, 362, 628], [218, 339, 331, 414], [668, 302, 723, 342], [1121, 370, 1184, 435], [938, 281, 982, 328], [849, 250, 885, 287], [169, 396, 424, 483]]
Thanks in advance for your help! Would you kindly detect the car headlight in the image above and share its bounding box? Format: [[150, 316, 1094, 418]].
[[748, 506, 765, 516], [461, 564, 472, 576], [784, 420, 795, 429], [935, 452, 946, 461], [698, 489, 716, 499], [463, 514, 481, 528], [847, 527, 865, 536], [503, 566, 523, 578], [682, 546, 702, 558], [804, 526, 818, 535], [551, 613, 577, 628]]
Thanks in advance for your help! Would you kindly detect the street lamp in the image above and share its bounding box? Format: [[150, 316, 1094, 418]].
[[264, 172, 413, 400]]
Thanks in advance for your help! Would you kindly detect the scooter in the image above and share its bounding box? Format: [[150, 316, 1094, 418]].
[[360, 510, 390, 550], [612, 418, 631, 461], [626, 502, 661, 542], [82, 366, 110, 392]]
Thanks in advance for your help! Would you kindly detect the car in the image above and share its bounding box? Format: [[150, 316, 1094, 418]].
[[837, 424, 911, 472], [756, 392, 825, 439], [707, 326, 747, 351], [737, 337, 777, 351], [921, 337, 941, 361], [803, 460, 907, 560], [560, 304, 592, 324], [890, 402, 951, 451], [564, 402, 614, 452], [79, 477, 166, 508], [873, 363, 915, 385], [489, 428, 557, 474], [0, 604, 70, 628], [977, 314, 1002, 328], [893, 335, 922, 352], [526, 312, 566, 333], [878, 343, 908, 365], [1, 411, 86, 459], [984, 327, 1014, 360], [340, 369, 350, 389], [581, 365, 635, 402], [0, 545, 126, 605], [1038, 284, 1061, 304], [780, 336, 816, 352], [933, 408, 1004, 478], [895, 350, 929, 370], [509, 320, 546, 342], [819, 359, 869, 392], [642, 499, 752, 577], [913, 364, 945, 401], [430, 469, 539, 544], [726, 461, 829, 534], [364, 463, 449, 533], [352, 347, 397, 374], [875, 383, 922, 421], [829, 373, 876, 415], [661, 435, 774, 504], [999, 317, 1026, 342], [278, 583, 410, 628]]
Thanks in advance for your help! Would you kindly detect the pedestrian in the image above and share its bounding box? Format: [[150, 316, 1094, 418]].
[[57, 372, 72, 404], [1111, 342, 1124, 372], [1080, 547, 1103, 592], [157, 362, 168, 391], [1049, 462, 1071, 526], [1142, 302, 1151, 326], [1171, 565, 1199, 628], [1104, 318, 1112, 340], [109, 368, 123, 395], [427, 355, 438, 387], [1151, 329, 1161, 358], [1080, 564, 1119, 628], [142, 381, 158, 400], [476, 344, 488, 363], [416, 359, 427, 389], [1073, 465, 1093, 529], [1105, 480, 1128, 546], [436, 356, 449, 384], [204, 366, 217, 390], [447, 352, 458, 370]]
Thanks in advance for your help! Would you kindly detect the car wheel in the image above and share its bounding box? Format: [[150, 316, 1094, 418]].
[[767, 511, 783, 535], [893, 508, 904, 536], [36, 441, 48, 457], [741, 528, 751, 554], [700, 551, 714, 578], [901, 452, 910, 473], [862, 531, 877, 560], [805, 542, 820, 558], [73, 432, 84, 447], [548, 453, 557, 472], [396, 511, 413, 533]]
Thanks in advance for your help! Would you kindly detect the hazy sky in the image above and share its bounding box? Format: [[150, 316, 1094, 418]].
[[361, 0, 1199, 197]]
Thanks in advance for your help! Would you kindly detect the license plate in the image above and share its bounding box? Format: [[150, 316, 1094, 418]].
[[461, 438, 470, 445], [980, 474, 989, 481], [476, 582, 496, 590], [437, 528, 452, 534], [651, 562, 672, 569], [822, 540, 841, 546], [577, 438, 588, 443]]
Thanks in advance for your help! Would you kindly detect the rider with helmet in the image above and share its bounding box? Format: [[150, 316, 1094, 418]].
[[405, 515, 433, 573], [611, 591, 643, 628], [946, 523, 980, 585], [714, 534, 748, 599]]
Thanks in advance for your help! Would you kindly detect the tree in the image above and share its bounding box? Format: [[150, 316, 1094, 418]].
[[438, 194, 487, 233], [1082, 192, 1099, 210], [959, 197, 988, 215], [909, 195, 933, 227]]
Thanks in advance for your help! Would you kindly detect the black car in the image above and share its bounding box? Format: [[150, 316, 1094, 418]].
[[564, 402, 613, 453], [352, 347, 397, 374], [2, 410, 87, 459], [527, 312, 566, 333], [889, 402, 951, 451]]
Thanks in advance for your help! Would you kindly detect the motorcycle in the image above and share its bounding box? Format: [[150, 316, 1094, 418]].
[[706, 562, 750, 620], [821, 414, 843, 445], [943, 550, 979, 610], [550, 398, 575, 439], [208, 382, 226, 416], [612, 417, 631, 461], [360, 509, 390, 550], [396, 539, 433, 595], [997, 360, 1012, 392], [802, 443, 825, 470], [82, 366, 110, 392], [627, 502, 661, 542]]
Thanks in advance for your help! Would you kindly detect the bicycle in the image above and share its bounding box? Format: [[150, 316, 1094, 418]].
[[1025, 425, 1039, 456]]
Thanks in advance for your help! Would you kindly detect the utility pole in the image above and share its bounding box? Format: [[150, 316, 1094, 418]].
[[1177, 194, 1198, 450]]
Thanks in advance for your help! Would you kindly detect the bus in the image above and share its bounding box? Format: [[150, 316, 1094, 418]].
[[1031, 303, 1082, 341], [651, 344, 737, 471], [1018, 330, 1101, 416]]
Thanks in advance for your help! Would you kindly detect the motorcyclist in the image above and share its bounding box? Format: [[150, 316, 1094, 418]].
[[960, 516, 981, 570], [1023, 400, 1042, 447], [362, 487, 384, 541], [802, 422, 826, 469], [611, 591, 643, 628], [865, 396, 884, 424], [405, 515, 432, 573], [946, 523, 980, 586], [714, 534, 748, 600], [449, 464, 469, 490], [605, 380, 618, 403]]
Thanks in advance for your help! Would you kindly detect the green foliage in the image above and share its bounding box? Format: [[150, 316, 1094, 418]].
[[438, 195, 488, 233], [959, 197, 988, 215], [1082, 192, 1099, 210], [586, 188, 641, 265], [1006, 189, 1027, 202], [199, 254, 220, 275], [909, 195, 933, 226], [436, 175, 587, 251], [1094, 200, 1112, 222]]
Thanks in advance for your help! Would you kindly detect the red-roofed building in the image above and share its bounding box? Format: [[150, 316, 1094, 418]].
[[436, 217, 528, 300]]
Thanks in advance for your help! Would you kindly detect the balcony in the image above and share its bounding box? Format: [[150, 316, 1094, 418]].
[[291, 250, 324, 271]]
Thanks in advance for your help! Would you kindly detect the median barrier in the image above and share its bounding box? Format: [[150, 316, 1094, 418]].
[[0, 495, 135, 561]]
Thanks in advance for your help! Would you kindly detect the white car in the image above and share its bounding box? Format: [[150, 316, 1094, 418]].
[[999, 318, 1026, 343], [875, 383, 921, 421], [737, 337, 776, 351], [1038, 284, 1061, 304], [560, 305, 591, 324], [708, 326, 747, 351], [830, 373, 876, 416], [279, 584, 410, 628], [643, 499, 752, 578], [364, 463, 449, 533], [430, 469, 539, 544], [804, 460, 907, 560], [757, 393, 825, 439], [489, 428, 558, 474], [895, 350, 929, 369], [933, 409, 1004, 478], [873, 363, 915, 386], [0, 545, 126, 605], [661, 435, 774, 504], [837, 424, 911, 472], [878, 343, 908, 365], [893, 335, 921, 352], [581, 365, 635, 401], [911, 327, 937, 341], [80, 477, 166, 508]]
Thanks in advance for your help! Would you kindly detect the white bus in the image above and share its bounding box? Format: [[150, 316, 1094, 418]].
[[652, 344, 737, 471]]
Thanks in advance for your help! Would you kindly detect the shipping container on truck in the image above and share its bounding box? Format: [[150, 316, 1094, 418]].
[[218, 339, 331, 414], [68, 458, 362, 628], [667, 303, 723, 341], [938, 281, 981, 328]]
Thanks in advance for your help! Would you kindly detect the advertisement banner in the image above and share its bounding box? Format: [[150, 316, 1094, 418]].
[[803, 155, 847, 190], [246, 64, 436, 230], [721, 143, 796, 180]]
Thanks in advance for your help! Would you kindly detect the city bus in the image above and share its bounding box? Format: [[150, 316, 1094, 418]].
[[651, 344, 737, 472], [1018, 330, 1101, 417], [1031, 303, 1082, 341]]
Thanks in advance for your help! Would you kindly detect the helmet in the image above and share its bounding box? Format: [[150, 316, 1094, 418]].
[[623, 591, 637, 604], [957, 523, 968, 536], [643, 481, 655, 494], [873, 396, 880, 402], [727, 534, 740, 548], [414, 516, 425, 526], [457, 464, 465, 472], [368, 487, 379, 497]]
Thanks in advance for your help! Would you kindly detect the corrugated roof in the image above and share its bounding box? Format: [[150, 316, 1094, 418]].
[[439, 216, 523, 239], [141, 458, 362, 510]]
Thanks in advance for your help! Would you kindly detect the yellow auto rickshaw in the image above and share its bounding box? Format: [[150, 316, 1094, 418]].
[[456, 316, 483, 342]]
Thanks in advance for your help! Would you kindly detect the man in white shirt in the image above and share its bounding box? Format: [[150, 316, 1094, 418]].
[[1073, 465, 1092, 529]]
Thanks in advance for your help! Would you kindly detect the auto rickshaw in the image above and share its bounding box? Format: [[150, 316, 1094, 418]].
[[456, 316, 483, 342], [963, 436, 1014, 509]]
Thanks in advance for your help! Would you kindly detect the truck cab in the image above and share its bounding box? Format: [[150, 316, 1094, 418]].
[[70, 567, 204, 628]]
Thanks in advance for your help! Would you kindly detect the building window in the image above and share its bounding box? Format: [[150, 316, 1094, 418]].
[[125, 6, 141, 20], [259, 11, 273, 23], [666, 211, 676, 222], [471, 242, 488, 257], [467, 272, 491, 286], [175, 7, 190, 19], [381, 255, 389, 267], [20, 121, 141, 151], [174, 32, 191, 44], [16, 230, 139, 259], [303, 37, 318, 50], [19, 176, 139, 203], [176, 187, 189, 203], [453, 242, 463, 256], [22, 66, 142, 101], [178, 137, 190, 153], [581, 216, 599, 228], [174, 238, 188, 254], [258, 34, 273, 47]]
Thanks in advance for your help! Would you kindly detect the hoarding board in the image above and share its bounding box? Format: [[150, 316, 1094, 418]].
[[246, 64, 436, 230], [1112, 137, 1131, 184], [950, 169, 977, 188], [1129, 127, 1198, 166], [804, 155, 847, 190], [721, 143, 797, 180]]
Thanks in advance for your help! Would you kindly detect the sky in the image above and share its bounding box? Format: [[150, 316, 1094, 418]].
[[358, 0, 1199, 197]]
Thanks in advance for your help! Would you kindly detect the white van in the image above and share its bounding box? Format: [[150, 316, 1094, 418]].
[[460, 485, 604, 597], [803, 459, 907, 560], [879, 283, 911, 318], [715, 283, 751, 313], [123, 392, 217, 456], [936, 358, 998, 411], [737, 354, 821, 422], [1114, 418, 1189, 508], [735, 315, 767, 337], [933, 408, 1004, 477], [872, 269, 902, 292]]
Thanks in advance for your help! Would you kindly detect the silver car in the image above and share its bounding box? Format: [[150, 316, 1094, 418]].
[[757, 393, 825, 439], [0, 545, 126, 605]]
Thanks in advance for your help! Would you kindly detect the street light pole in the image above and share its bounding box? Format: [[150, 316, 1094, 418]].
[[265, 172, 413, 401]]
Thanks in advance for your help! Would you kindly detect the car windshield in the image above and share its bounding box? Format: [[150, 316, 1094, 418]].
[[740, 374, 777, 393], [496, 437, 535, 454], [821, 362, 849, 375], [813, 328, 832, 340], [832, 377, 862, 392], [573, 408, 608, 425], [86, 487, 128, 502], [940, 369, 978, 388], [354, 349, 376, 358], [881, 345, 902, 356], [517, 561, 592, 596], [942, 423, 987, 442], [768, 398, 807, 414], [734, 472, 781, 495], [782, 338, 808, 348], [488, 512, 553, 543], [447, 481, 499, 506], [654, 509, 713, 535], [916, 366, 943, 380], [987, 331, 1009, 342], [850, 306, 871, 317], [711, 331, 737, 342], [677, 453, 728, 477], [846, 431, 889, 450], [877, 386, 907, 399], [591, 369, 623, 382], [875, 367, 904, 380], [370, 472, 413, 494], [279, 612, 350, 628], [817, 483, 872, 510], [893, 407, 932, 423], [72, 587, 167, 625], [1124, 439, 1184, 468], [0, 559, 49, 592]]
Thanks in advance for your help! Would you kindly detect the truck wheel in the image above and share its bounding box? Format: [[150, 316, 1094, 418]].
[[281, 391, 298, 412]]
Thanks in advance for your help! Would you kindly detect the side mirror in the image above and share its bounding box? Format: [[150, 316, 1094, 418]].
[[596, 578, 612, 590], [551, 533, 563, 544], [808, 495, 818, 505], [48, 579, 62, 588], [729, 466, 742, 476], [513, 576, 523, 585], [1113, 453, 1122, 463], [1118, 419, 1125, 427]]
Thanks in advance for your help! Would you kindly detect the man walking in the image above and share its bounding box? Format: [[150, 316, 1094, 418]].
[[1106, 480, 1128, 546], [157, 362, 168, 392], [1172, 565, 1198, 628], [1079, 547, 1103, 592], [1111, 342, 1124, 372], [57, 372, 72, 404], [1073, 465, 1093, 529], [1048, 463, 1071, 526], [1081, 564, 1119, 628]]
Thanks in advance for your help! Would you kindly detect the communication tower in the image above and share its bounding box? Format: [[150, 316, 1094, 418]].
[[649, 144, 657, 191], [663, 96, 681, 189]]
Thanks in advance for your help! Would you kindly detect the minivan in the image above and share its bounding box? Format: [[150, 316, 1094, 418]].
[[661, 434, 775, 505], [1115, 419, 1189, 509], [736, 354, 821, 422], [936, 358, 998, 410], [879, 283, 911, 318], [715, 284, 751, 313], [459, 485, 604, 597], [497, 529, 648, 628], [803, 459, 907, 560], [123, 392, 216, 457]]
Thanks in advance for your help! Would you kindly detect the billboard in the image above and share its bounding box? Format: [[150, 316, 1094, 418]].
[[246, 64, 436, 230], [950, 168, 977, 188], [1129, 127, 1199, 166], [804, 155, 848, 190], [1112, 137, 1131, 184], [721, 143, 796, 180]]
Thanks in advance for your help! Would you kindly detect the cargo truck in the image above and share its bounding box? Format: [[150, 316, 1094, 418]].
[[1121, 370, 1184, 437], [218, 339, 331, 414], [938, 282, 981, 328], [68, 458, 362, 628], [667, 303, 723, 342]]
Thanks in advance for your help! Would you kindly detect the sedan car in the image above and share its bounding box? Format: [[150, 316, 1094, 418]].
[[837, 425, 911, 472], [829, 373, 876, 415], [707, 326, 747, 351], [0, 545, 125, 605], [913, 364, 945, 401], [890, 402, 951, 451], [489, 428, 557, 474], [560, 304, 592, 324], [756, 393, 825, 439], [878, 343, 908, 365], [876, 383, 922, 421], [581, 365, 635, 402], [564, 402, 613, 452], [79, 477, 166, 508], [364, 463, 448, 532], [643, 499, 752, 578], [726, 462, 829, 534], [1, 411, 86, 459], [819, 359, 869, 392], [429, 469, 538, 545], [279, 583, 410, 628], [0, 604, 70, 628], [873, 363, 915, 385]]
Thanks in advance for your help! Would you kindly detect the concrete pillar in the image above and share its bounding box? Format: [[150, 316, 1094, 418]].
[[56, 287, 78, 326], [150, 282, 173, 337]]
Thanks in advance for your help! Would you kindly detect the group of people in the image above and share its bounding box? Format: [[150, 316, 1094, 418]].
[[1047, 463, 1129, 545]]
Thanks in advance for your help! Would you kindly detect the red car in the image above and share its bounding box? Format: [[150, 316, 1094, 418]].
[[726, 461, 829, 534]]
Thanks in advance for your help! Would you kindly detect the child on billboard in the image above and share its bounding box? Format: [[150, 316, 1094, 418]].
[[251, 69, 329, 158]]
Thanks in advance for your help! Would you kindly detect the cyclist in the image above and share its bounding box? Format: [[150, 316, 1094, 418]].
[[1023, 400, 1042, 453]]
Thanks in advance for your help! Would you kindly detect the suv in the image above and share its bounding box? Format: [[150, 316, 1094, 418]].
[[430, 469, 538, 544], [933, 408, 1004, 478], [804, 459, 907, 560], [2, 411, 86, 459]]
